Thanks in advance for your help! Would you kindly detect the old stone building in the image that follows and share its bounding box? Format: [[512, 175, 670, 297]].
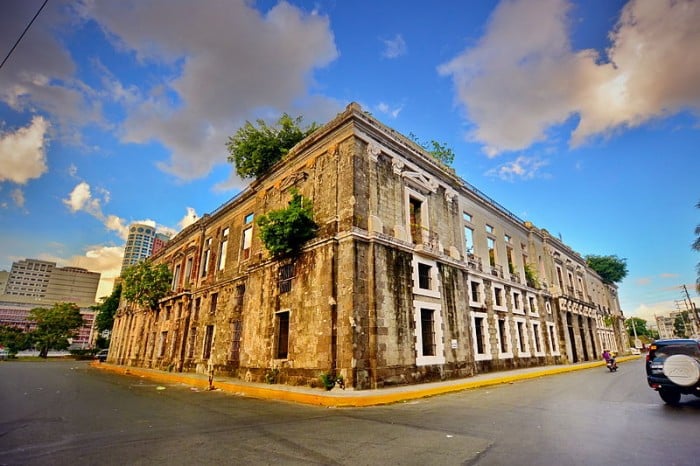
[[110, 103, 627, 390]]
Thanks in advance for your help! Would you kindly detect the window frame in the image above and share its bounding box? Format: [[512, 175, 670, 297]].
[[275, 310, 290, 360], [413, 300, 445, 366], [471, 310, 492, 361], [412, 256, 440, 298]]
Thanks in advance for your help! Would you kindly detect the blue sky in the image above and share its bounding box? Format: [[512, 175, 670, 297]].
[[1, 0, 698, 323]]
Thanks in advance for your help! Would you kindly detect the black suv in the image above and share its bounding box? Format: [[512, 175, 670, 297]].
[[646, 338, 700, 404]]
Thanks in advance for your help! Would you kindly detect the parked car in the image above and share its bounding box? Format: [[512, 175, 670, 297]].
[[95, 349, 109, 362], [646, 338, 700, 404]]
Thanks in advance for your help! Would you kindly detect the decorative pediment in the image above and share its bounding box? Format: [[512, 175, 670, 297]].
[[279, 171, 308, 191], [402, 169, 438, 194]]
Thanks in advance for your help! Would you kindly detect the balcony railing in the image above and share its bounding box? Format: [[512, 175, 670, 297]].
[[467, 254, 483, 272], [410, 224, 440, 252], [490, 264, 504, 278]]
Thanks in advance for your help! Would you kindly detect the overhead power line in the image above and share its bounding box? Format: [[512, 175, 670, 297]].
[[0, 0, 49, 71]]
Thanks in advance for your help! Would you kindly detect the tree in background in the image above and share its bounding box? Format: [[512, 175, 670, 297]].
[[625, 317, 651, 337], [0, 325, 32, 357], [122, 260, 172, 311], [673, 311, 690, 338], [585, 254, 628, 284], [256, 189, 318, 259], [29, 302, 84, 358], [93, 283, 122, 347], [692, 200, 700, 294], [226, 114, 318, 179]]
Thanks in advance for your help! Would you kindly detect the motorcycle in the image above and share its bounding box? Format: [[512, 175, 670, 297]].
[[606, 358, 618, 372]]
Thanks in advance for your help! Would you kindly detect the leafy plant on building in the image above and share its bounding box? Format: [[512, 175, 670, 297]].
[[408, 132, 455, 166], [585, 254, 628, 284], [264, 367, 280, 384], [319, 372, 345, 391], [122, 259, 173, 311], [524, 263, 540, 289], [256, 189, 318, 259], [226, 114, 318, 179], [29, 302, 84, 358], [602, 314, 617, 327]]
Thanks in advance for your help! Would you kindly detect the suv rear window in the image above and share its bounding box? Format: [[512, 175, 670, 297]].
[[650, 342, 700, 360]]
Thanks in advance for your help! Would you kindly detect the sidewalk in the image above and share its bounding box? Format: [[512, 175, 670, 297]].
[[90, 356, 638, 407]]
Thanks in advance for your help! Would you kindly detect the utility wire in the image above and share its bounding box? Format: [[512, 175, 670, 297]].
[[0, 0, 49, 71]]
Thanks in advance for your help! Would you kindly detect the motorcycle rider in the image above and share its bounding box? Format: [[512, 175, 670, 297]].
[[602, 349, 617, 370]]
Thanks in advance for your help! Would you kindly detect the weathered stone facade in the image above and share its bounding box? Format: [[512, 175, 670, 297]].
[[110, 103, 627, 390]]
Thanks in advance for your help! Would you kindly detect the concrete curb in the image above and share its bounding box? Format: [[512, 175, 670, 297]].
[[90, 356, 639, 407]]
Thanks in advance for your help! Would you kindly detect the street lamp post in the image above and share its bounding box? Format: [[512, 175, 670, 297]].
[[630, 318, 639, 349]]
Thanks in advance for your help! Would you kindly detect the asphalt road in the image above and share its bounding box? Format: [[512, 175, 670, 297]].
[[0, 359, 697, 465]]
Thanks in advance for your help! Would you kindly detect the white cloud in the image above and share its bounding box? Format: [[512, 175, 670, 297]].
[[376, 102, 403, 118], [79, 0, 339, 185], [382, 34, 407, 59], [439, 0, 700, 155], [0, 2, 102, 143], [10, 188, 25, 208], [63, 182, 130, 239], [63, 181, 102, 216], [105, 215, 129, 240], [0, 116, 50, 184], [486, 156, 548, 181], [178, 207, 199, 231]]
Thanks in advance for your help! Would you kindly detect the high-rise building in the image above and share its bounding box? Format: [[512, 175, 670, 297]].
[[0, 258, 101, 348], [120, 223, 157, 275], [3, 259, 100, 304], [151, 232, 171, 257]]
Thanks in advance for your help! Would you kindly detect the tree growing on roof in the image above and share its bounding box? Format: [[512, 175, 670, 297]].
[[226, 114, 318, 179]]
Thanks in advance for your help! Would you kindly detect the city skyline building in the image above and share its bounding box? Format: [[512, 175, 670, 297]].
[[120, 223, 157, 276], [151, 232, 171, 258], [3, 259, 100, 305], [0, 258, 101, 349]]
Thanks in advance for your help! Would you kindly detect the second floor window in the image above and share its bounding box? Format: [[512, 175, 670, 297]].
[[201, 238, 212, 277], [217, 228, 229, 271], [418, 263, 432, 290]]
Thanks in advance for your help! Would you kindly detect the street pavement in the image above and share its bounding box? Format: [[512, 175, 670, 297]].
[[91, 355, 639, 407]]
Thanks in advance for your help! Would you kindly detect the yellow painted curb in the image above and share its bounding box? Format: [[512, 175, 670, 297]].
[[90, 356, 640, 407]]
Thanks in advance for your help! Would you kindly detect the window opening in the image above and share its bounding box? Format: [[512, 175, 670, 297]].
[[218, 227, 229, 271], [420, 308, 436, 356], [418, 263, 432, 289], [470, 281, 480, 303], [487, 237, 496, 267], [533, 323, 542, 353], [409, 197, 423, 245], [499, 318, 508, 352], [202, 325, 214, 359], [474, 316, 485, 354], [279, 263, 294, 293], [276, 311, 290, 359]]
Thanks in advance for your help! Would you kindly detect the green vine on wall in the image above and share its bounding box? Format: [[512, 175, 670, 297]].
[[524, 263, 539, 289], [256, 189, 318, 259]]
